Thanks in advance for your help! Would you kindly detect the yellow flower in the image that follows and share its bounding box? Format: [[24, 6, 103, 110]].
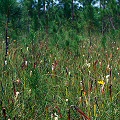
[[98, 80, 105, 85]]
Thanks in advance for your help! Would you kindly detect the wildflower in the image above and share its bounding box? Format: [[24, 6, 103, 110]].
[[80, 81, 82, 86], [98, 54, 100, 57], [51, 113, 54, 119], [52, 63, 55, 71], [106, 75, 110, 83], [4, 60, 7, 65], [27, 47, 29, 51], [16, 92, 19, 97], [117, 47, 119, 50], [84, 60, 91, 68], [15, 91, 20, 100], [51, 112, 59, 120], [99, 61, 102, 67], [30, 71, 32, 77], [54, 112, 58, 120], [98, 80, 105, 85], [83, 54, 85, 57], [106, 75, 110, 79], [25, 60, 28, 66], [98, 80, 105, 94], [106, 64, 110, 72], [15, 79, 22, 85], [86, 60, 91, 67], [79, 97, 82, 102], [66, 99, 68, 102], [68, 72, 71, 76]]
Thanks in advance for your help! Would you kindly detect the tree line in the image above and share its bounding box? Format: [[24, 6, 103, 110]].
[[0, 0, 120, 39]]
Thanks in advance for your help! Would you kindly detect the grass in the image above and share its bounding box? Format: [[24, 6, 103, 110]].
[[0, 32, 120, 120]]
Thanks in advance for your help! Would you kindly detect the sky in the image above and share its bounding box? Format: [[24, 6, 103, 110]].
[[17, 0, 100, 8]]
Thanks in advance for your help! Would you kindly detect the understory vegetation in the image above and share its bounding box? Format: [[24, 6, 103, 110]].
[[0, 0, 120, 120], [0, 29, 120, 119]]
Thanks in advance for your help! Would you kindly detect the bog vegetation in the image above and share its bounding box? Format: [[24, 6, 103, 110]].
[[0, 0, 120, 120]]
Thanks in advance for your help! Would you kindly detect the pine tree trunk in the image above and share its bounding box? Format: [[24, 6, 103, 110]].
[[102, 0, 106, 36], [5, 16, 9, 56], [72, 0, 74, 22]]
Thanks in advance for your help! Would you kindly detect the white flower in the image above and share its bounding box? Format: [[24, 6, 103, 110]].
[[16, 79, 21, 84], [52, 63, 54, 71], [68, 72, 71, 76], [30, 70, 32, 77], [107, 64, 110, 70], [106, 75, 110, 79], [25, 61, 28, 66], [66, 99, 68, 102], [84, 60, 91, 68], [79, 97, 82, 102], [99, 62, 102, 66], [87, 63, 91, 68], [80, 81, 82, 86], [106, 75, 110, 83], [15, 91, 20, 101], [51, 113, 54, 119], [16, 92, 19, 97], [54, 112, 58, 120], [117, 47, 119, 50], [29, 89, 31, 93], [4, 60, 7, 65], [27, 47, 29, 51]]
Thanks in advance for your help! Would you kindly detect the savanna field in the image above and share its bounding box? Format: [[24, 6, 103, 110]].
[[0, 0, 120, 119], [0, 31, 120, 120]]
